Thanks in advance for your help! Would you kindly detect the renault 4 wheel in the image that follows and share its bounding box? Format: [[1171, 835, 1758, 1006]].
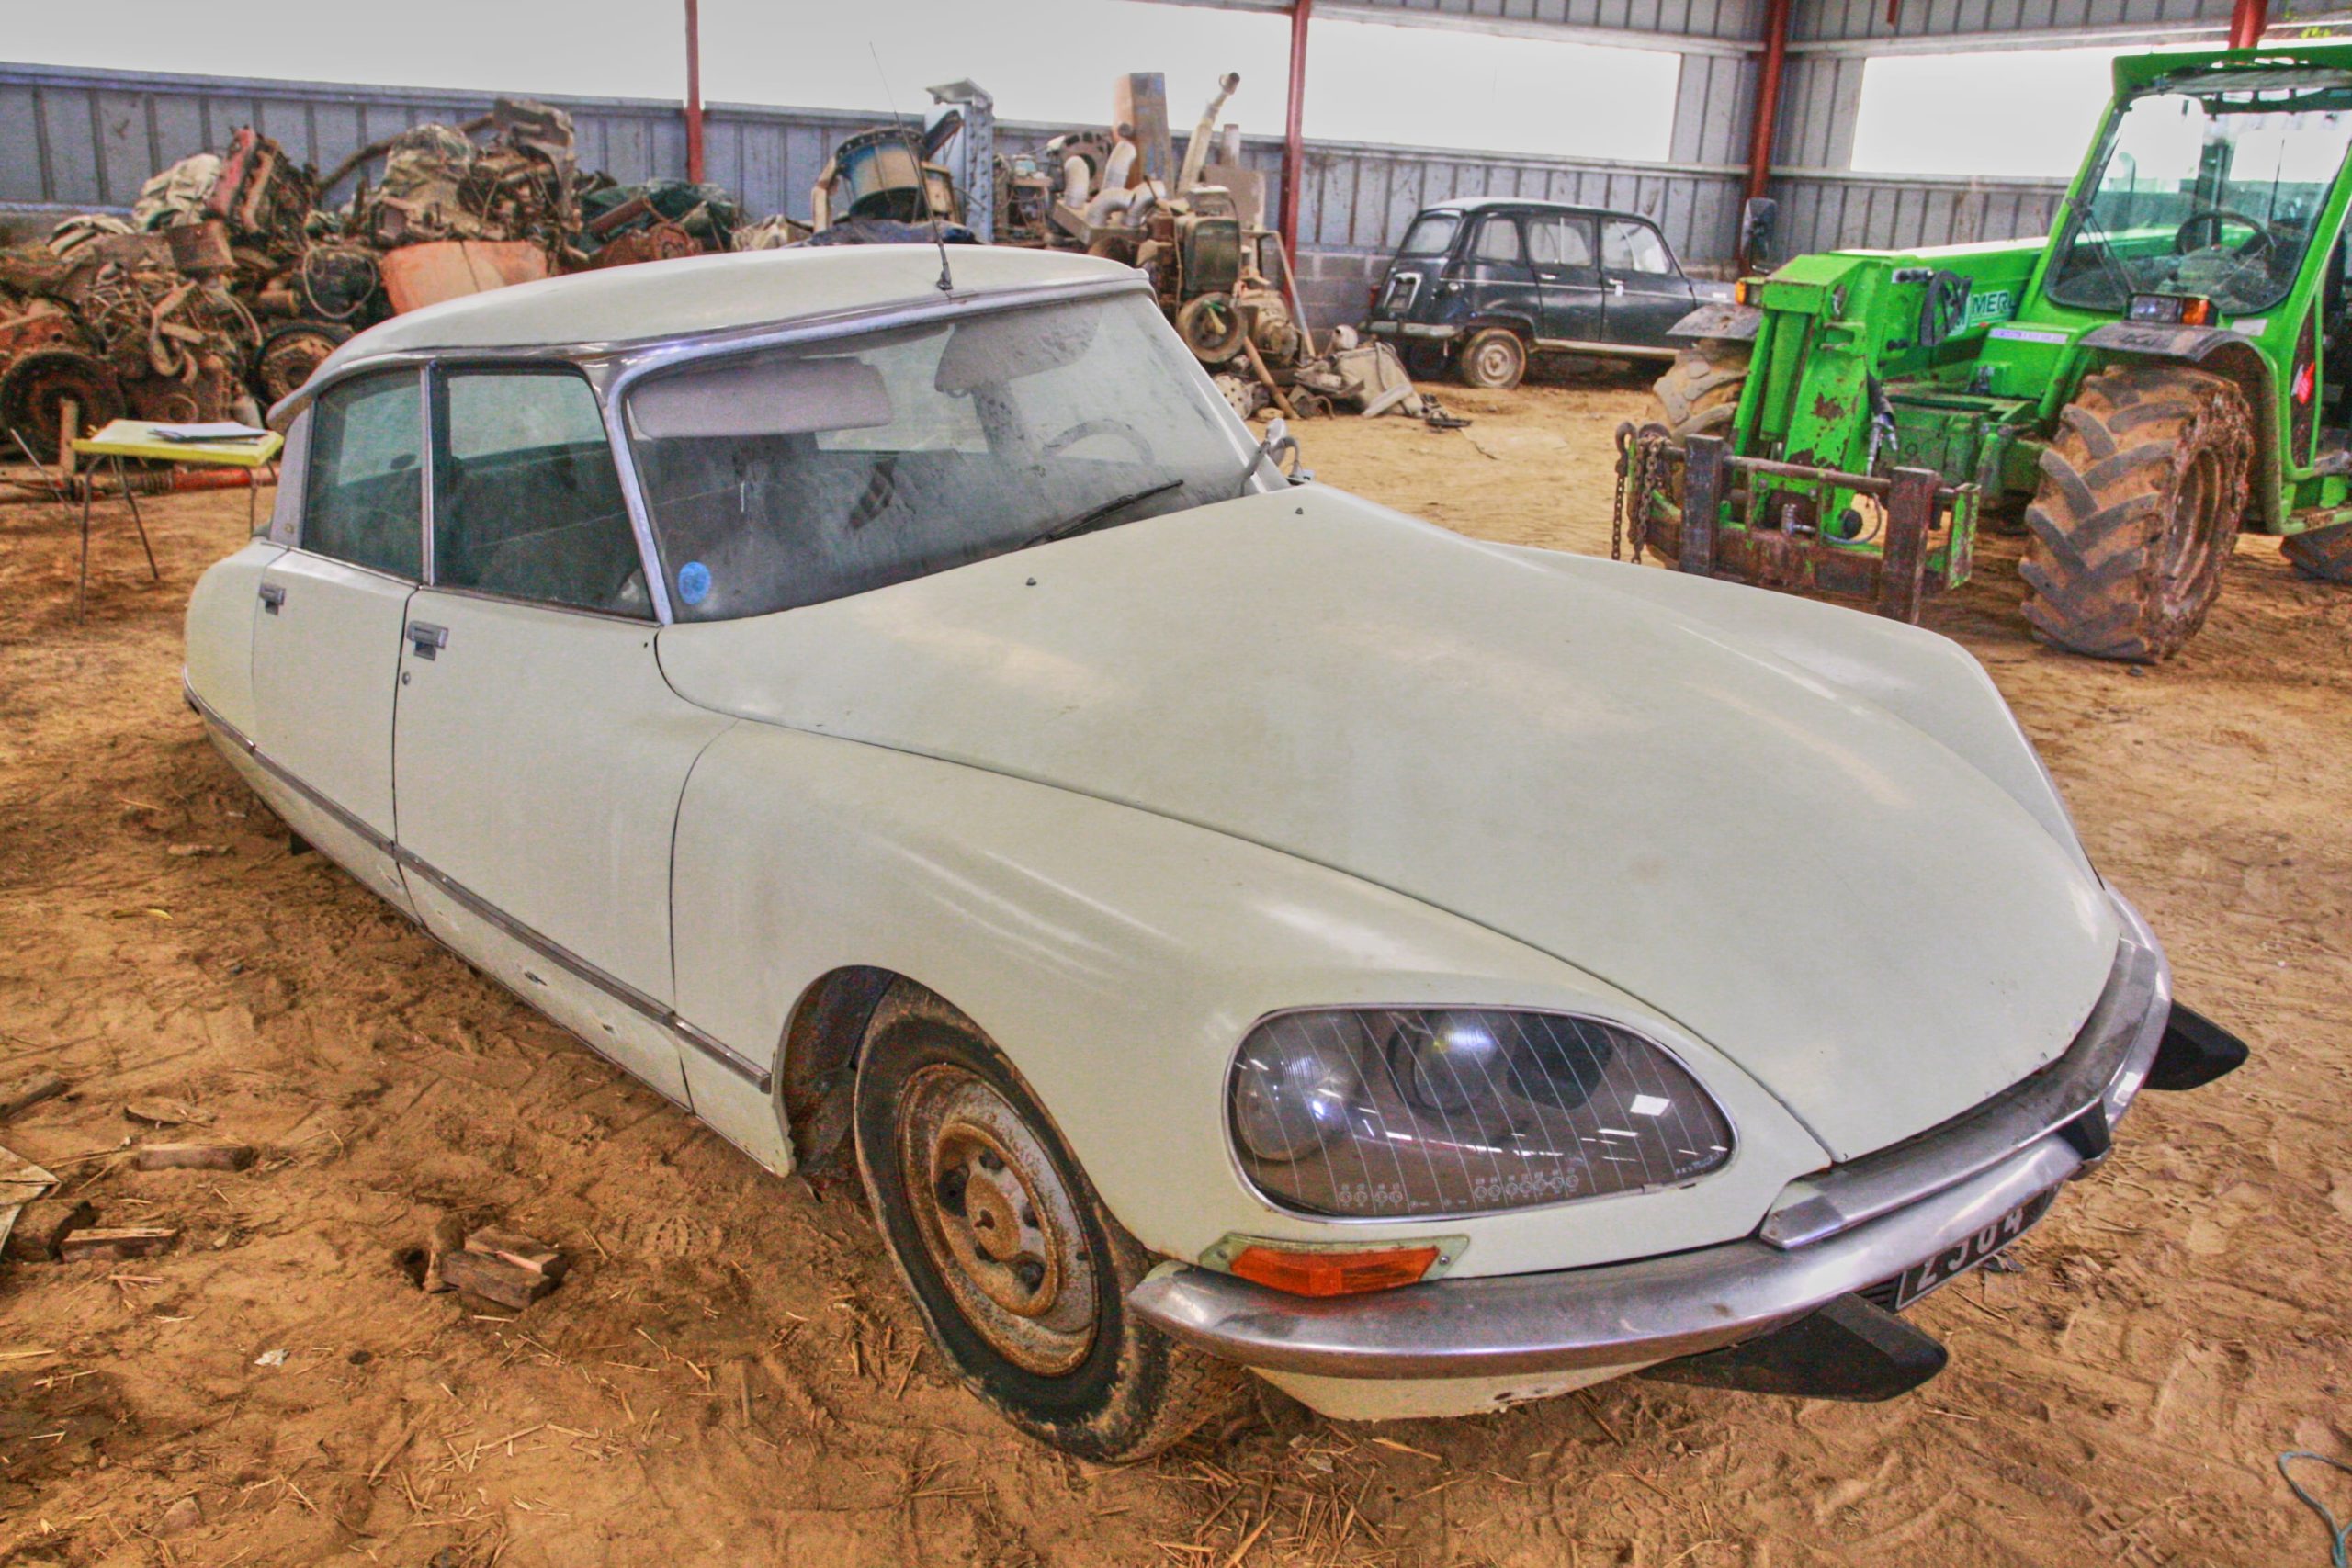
[[1455, 327, 1528, 390], [854, 984, 1237, 1461]]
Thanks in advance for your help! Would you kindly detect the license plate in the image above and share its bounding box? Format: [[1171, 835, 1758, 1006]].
[[1889, 1190, 2055, 1310]]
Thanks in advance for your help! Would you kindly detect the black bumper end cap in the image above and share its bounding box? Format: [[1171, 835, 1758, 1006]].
[[1637, 1293, 1948, 1403], [2147, 1000, 2248, 1092]]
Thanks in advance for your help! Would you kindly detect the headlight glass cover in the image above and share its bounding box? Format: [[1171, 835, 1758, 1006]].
[[1227, 1009, 1734, 1219]]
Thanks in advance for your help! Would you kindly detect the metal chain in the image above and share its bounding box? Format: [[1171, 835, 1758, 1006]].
[[1611, 423, 1676, 565]]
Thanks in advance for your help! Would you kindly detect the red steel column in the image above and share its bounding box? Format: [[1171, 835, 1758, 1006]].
[[684, 0, 707, 185], [1745, 0, 1791, 207], [1280, 0, 1312, 263], [2229, 0, 2268, 48]]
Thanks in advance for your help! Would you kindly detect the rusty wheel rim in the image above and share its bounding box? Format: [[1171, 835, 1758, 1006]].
[[897, 1064, 1097, 1376], [1469, 336, 1520, 386]]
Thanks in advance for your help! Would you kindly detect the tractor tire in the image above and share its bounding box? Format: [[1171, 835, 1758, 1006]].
[[2281, 522, 2352, 581], [0, 348, 124, 457], [1455, 328, 1528, 390], [2020, 364, 2252, 661], [1649, 338, 1749, 445]]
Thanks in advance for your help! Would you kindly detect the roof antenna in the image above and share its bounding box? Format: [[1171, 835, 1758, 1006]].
[[868, 42, 955, 295]]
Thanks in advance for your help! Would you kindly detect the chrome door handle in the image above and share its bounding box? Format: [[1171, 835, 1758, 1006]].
[[407, 621, 448, 660], [1606, 279, 1626, 296], [257, 582, 286, 614]]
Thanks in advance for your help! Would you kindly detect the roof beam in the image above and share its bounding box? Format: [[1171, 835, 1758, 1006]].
[[1128, 0, 1758, 57]]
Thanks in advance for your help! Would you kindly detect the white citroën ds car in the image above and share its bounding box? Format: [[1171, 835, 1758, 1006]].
[[184, 245, 2244, 1461]]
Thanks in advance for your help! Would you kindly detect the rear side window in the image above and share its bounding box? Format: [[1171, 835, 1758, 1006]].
[[302, 372, 423, 579], [1602, 220, 1675, 276], [1527, 215, 1596, 268], [432, 369, 645, 616], [1471, 216, 1523, 263], [1397, 213, 1459, 255]]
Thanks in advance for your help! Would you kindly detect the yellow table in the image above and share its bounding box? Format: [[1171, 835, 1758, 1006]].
[[64, 420, 284, 620]]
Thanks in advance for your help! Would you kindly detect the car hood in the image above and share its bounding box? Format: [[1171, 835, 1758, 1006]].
[[657, 490, 2118, 1161]]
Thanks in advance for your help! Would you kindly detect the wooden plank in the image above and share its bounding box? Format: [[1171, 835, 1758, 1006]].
[[0, 1072, 66, 1122], [435, 1247, 559, 1310], [59, 1225, 176, 1262], [131, 1141, 254, 1172]]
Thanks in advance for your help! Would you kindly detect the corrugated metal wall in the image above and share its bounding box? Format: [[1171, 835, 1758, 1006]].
[[6, 0, 2346, 329]]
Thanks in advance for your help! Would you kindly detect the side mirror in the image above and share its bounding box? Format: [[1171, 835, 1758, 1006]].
[[1740, 197, 1779, 267]]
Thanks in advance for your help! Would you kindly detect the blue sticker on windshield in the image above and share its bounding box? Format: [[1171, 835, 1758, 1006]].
[[677, 560, 712, 605]]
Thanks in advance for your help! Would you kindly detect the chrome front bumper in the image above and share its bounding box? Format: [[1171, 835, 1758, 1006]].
[[1129, 895, 2172, 1382]]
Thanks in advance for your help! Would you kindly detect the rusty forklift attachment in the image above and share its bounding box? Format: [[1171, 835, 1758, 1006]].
[[1642, 433, 1976, 626]]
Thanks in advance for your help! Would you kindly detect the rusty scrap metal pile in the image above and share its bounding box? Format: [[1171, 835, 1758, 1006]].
[[807, 71, 1446, 423], [0, 71, 1438, 459], [0, 98, 750, 456]]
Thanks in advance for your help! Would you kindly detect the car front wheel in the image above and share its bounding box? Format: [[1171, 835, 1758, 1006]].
[[853, 983, 1238, 1461]]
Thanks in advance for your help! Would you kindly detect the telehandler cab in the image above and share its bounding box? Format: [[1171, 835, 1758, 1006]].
[[1635, 40, 2352, 660]]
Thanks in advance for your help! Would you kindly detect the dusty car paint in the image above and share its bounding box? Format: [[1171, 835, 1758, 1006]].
[[185, 244, 2171, 1429]]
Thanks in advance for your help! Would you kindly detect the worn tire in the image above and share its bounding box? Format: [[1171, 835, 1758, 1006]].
[[1649, 337, 1749, 445], [2019, 364, 2252, 661], [854, 983, 1238, 1461], [0, 348, 124, 456], [2281, 522, 2352, 581], [1455, 327, 1528, 390]]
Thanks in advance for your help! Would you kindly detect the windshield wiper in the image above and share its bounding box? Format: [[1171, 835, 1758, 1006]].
[[1021, 479, 1186, 549]]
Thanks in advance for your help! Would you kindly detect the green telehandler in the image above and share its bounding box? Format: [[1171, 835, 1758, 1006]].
[[1634, 39, 2352, 660]]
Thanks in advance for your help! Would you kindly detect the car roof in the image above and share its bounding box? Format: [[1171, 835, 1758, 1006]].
[[1414, 197, 1646, 221], [294, 243, 1137, 412]]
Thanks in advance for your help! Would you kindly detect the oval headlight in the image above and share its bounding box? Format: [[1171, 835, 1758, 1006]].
[[1228, 1009, 1734, 1220]]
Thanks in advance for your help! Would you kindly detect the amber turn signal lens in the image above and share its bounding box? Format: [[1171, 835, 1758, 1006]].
[[1228, 1244, 1442, 1298], [1733, 278, 1751, 306], [2180, 297, 2212, 326]]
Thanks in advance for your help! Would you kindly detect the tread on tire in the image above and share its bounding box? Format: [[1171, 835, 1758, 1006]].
[[2019, 362, 2252, 661]]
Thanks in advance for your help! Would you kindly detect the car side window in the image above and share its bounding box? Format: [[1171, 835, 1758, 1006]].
[[1471, 216, 1523, 263], [302, 373, 424, 579], [432, 369, 646, 617], [1527, 216, 1596, 269], [1602, 220, 1676, 276]]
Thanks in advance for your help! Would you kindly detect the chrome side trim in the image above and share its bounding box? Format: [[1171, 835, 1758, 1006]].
[[1130, 1133, 2085, 1381], [395, 855, 771, 1094], [1532, 337, 1679, 360], [188, 683, 393, 855], [184, 680, 771, 1094], [1758, 894, 2170, 1250]]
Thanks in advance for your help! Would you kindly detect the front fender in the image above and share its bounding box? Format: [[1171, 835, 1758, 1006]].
[[1508, 547, 2093, 879], [2078, 322, 2281, 527], [1668, 302, 1760, 343], [667, 721, 1829, 1277]]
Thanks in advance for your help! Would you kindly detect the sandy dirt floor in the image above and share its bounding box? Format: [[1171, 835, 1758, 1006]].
[[1, 367, 2348, 1568]]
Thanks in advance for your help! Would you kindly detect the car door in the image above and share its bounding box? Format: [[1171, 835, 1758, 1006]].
[[1600, 217, 1700, 352], [1457, 212, 1542, 337], [249, 369, 424, 912], [1528, 212, 1606, 347], [390, 365, 732, 1105]]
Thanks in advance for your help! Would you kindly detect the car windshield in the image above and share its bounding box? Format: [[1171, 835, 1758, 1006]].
[[2045, 73, 2352, 316], [1397, 213, 1460, 255], [625, 291, 1260, 621]]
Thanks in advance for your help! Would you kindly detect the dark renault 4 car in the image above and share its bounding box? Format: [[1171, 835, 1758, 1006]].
[[1365, 197, 1732, 389]]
